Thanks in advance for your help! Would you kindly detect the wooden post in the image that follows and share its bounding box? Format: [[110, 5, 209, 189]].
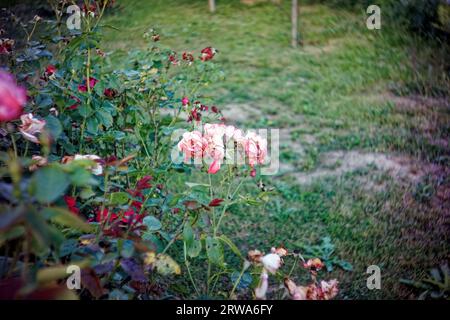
[[291, 0, 298, 48], [209, 0, 216, 13]]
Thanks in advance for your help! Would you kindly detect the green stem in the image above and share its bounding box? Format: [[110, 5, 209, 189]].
[[208, 174, 216, 231], [161, 214, 188, 255], [79, 27, 92, 154], [229, 263, 246, 299], [206, 262, 212, 296], [96, 170, 110, 241], [23, 141, 29, 157], [214, 177, 245, 236], [10, 133, 17, 158], [184, 242, 200, 297], [288, 255, 299, 278]]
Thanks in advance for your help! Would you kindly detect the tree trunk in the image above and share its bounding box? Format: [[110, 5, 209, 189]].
[[291, 0, 298, 47], [209, 0, 216, 13]]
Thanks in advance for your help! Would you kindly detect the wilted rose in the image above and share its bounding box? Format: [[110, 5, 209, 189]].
[[261, 253, 282, 274], [19, 113, 46, 144]]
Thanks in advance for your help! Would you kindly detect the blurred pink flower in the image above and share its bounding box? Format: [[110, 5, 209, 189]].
[[19, 113, 46, 144], [0, 71, 27, 122]]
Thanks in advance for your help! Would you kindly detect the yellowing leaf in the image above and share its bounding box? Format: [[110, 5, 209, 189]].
[[143, 252, 156, 266], [154, 254, 181, 276]]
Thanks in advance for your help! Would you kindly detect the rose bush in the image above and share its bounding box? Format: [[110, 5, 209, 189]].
[[0, 1, 337, 300]]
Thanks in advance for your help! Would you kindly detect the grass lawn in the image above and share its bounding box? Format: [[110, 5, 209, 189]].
[[101, 0, 449, 299]]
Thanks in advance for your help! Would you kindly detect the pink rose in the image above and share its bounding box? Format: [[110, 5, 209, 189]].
[[242, 131, 267, 167], [0, 71, 27, 122], [203, 129, 225, 172], [177, 131, 206, 161], [19, 113, 46, 144]]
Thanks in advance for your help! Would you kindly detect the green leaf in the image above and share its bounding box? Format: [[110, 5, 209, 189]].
[[185, 182, 210, 188], [142, 233, 164, 253], [43, 207, 93, 232], [120, 239, 135, 258], [44, 115, 62, 140], [69, 167, 96, 187], [187, 239, 202, 258], [0, 207, 24, 230], [96, 109, 113, 128], [36, 94, 53, 108], [32, 166, 70, 203], [86, 117, 99, 134], [78, 104, 92, 117], [109, 192, 129, 205], [183, 222, 194, 243], [0, 225, 25, 247], [218, 235, 243, 260], [59, 239, 78, 258], [167, 194, 182, 207], [337, 260, 353, 272], [143, 216, 162, 232], [26, 210, 63, 248], [183, 223, 201, 258], [205, 236, 224, 266]]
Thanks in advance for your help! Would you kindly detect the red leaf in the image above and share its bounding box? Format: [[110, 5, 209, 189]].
[[208, 198, 224, 207]]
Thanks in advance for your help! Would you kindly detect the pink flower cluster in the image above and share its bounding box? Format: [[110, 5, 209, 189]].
[[177, 123, 267, 175]]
